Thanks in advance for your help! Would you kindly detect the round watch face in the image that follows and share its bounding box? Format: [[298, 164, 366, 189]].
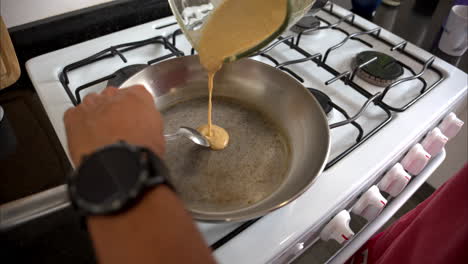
[[70, 145, 145, 214]]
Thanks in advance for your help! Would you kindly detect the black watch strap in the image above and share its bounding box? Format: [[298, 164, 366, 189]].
[[141, 147, 172, 189]]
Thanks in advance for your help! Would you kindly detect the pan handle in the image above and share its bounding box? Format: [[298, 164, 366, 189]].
[[329, 92, 381, 129], [0, 185, 70, 231]]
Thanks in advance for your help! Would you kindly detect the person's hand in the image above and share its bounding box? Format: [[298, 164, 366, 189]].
[[63, 85, 165, 167]]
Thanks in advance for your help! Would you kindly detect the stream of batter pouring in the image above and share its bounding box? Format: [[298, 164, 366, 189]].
[[196, 0, 288, 150]]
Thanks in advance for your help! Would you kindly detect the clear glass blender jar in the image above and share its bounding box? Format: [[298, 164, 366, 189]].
[[168, 0, 316, 62]]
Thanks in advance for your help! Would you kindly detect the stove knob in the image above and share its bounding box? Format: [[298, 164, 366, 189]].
[[320, 210, 354, 244], [378, 163, 411, 197], [352, 185, 387, 221], [439, 112, 464, 139], [401, 143, 431, 175], [421, 127, 448, 156]]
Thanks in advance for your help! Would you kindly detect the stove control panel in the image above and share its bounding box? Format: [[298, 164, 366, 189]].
[[320, 210, 354, 244], [378, 163, 411, 197], [439, 112, 464, 139], [401, 143, 431, 175], [315, 111, 462, 260], [421, 127, 448, 156], [352, 185, 387, 221]]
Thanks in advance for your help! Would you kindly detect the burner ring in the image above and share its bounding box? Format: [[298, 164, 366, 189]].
[[355, 51, 404, 87], [291, 16, 321, 35], [307, 88, 333, 115]]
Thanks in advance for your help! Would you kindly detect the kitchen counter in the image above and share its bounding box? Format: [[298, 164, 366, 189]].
[[1, 0, 466, 263]]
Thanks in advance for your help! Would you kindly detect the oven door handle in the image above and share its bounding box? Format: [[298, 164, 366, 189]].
[[325, 148, 446, 264], [0, 185, 70, 231]]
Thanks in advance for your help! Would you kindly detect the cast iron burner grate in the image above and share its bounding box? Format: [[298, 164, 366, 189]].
[[58, 36, 184, 106]]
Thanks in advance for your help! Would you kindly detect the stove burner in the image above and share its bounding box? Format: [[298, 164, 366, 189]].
[[291, 16, 321, 35], [307, 88, 333, 115], [355, 51, 403, 87], [107, 64, 147, 87]]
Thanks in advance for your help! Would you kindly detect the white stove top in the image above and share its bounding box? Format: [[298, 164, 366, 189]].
[[25, 3, 467, 263]]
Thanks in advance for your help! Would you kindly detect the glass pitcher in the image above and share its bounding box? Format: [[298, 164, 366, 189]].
[[168, 0, 316, 62]]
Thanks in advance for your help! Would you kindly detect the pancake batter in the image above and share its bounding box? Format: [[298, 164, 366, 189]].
[[197, 0, 288, 150]]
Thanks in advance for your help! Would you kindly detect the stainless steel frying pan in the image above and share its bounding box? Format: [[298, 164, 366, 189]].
[[119, 56, 330, 221]]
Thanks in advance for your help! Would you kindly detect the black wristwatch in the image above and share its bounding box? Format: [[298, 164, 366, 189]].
[[68, 141, 171, 216]]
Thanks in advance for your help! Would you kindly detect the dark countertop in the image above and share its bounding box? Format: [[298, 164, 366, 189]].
[[0, 0, 466, 263]]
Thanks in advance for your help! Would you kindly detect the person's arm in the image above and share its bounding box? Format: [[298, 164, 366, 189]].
[[63, 85, 216, 264]]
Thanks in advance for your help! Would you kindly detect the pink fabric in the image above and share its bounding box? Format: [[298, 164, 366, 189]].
[[348, 163, 468, 264]]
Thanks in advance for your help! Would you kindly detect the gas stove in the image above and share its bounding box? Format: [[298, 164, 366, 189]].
[[2, 2, 466, 264]]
